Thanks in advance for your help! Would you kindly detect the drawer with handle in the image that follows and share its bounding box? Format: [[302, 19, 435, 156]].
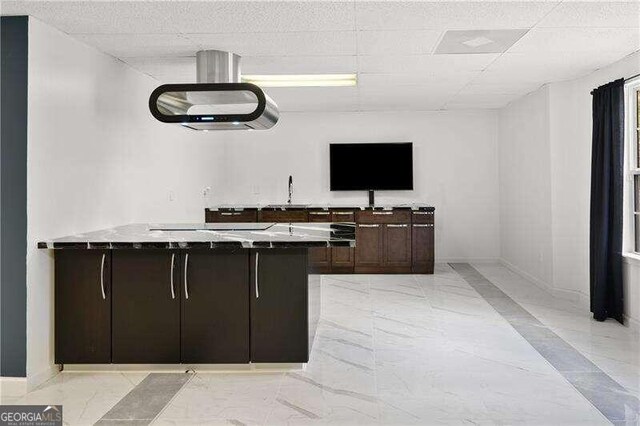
[[411, 210, 435, 224], [331, 211, 355, 222], [356, 210, 411, 224], [308, 211, 331, 222], [206, 210, 258, 223]]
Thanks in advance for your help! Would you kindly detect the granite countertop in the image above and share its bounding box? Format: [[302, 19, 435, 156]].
[[37, 223, 356, 250], [207, 203, 435, 212]]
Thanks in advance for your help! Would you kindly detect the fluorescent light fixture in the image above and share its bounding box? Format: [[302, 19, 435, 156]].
[[242, 74, 357, 88]]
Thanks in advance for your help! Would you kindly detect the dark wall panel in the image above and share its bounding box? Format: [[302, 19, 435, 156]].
[[1, 16, 28, 377]]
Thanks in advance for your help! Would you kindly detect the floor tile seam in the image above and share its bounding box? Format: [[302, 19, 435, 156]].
[[148, 372, 195, 425], [450, 263, 637, 425]]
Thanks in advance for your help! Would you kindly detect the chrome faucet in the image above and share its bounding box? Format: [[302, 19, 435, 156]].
[[287, 175, 293, 204]]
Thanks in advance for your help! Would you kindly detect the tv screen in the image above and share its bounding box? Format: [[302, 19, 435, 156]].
[[330, 143, 413, 191]]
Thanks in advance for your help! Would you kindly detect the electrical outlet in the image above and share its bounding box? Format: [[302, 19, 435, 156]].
[[168, 190, 175, 202]]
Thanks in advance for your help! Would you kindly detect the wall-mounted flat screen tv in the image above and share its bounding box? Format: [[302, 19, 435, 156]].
[[330, 142, 414, 191]]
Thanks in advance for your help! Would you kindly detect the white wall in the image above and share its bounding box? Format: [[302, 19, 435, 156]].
[[498, 87, 554, 288], [26, 18, 222, 387], [498, 51, 640, 325], [210, 111, 501, 263]]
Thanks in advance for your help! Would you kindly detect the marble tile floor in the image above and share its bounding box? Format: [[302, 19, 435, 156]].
[[2, 263, 638, 425]]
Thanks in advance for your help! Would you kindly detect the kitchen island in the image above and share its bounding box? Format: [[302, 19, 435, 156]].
[[38, 222, 355, 367]]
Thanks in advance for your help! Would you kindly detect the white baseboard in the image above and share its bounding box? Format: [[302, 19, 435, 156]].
[[27, 364, 59, 392], [437, 258, 500, 264], [499, 258, 639, 332], [0, 377, 27, 397], [498, 258, 585, 304], [63, 363, 305, 373]]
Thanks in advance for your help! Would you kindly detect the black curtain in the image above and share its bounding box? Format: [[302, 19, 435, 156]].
[[590, 78, 625, 323]]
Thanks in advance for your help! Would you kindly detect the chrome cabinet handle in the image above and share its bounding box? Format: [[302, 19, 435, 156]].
[[333, 212, 353, 215], [170, 253, 176, 299], [413, 211, 433, 215], [413, 224, 434, 227], [100, 253, 106, 300], [387, 224, 408, 228], [184, 253, 189, 300], [358, 224, 380, 228], [255, 252, 260, 299], [310, 212, 330, 215], [372, 212, 392, 215], [221, 212, 241, 216]]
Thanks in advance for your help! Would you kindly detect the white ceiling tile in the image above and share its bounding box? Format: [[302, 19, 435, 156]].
[[435, 29, 529, 54], [510, 27, 640, 53], [266, 87, 359, 112], [170, 1, 355, 33], [358, 85, 453, 110], [357, 30, 443, 55], [537, 1, 640, 28], [358, 54, 499, 74], [358, 88, 449, 111], [184, 31, 356, 57], [483, 50, 636, 83], [358, 72, 479, 91], [122, 57, 196, 83], [447, 93, 520, 109], [355, 1, 560, 30], [242, 55, 357, 74], [74, 34, 198, 58], [1, 1, 183, 34], [463, 81, 543, 96]]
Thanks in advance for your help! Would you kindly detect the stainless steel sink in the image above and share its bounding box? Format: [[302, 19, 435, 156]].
[[266, 204, 310, 209]]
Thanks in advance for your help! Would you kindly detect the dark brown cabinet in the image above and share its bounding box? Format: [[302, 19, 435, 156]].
[[331, 211, 355, 272], [412, 224, 435, 274], [55, 250, 112, 364], [250, 249, 309, 363], [181, 249, 249, 363], [112, 250, 180, 363], [308, 211, 332, 273], [206, 210, 257, 222], [354, 224, 384, 272], [384, 224, 412, 269], [54, 247, 314, 365], [204, 206, 435, 275], [258, 210, 308, 223]]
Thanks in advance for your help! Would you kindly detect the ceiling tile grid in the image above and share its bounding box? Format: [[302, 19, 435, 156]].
[[2, 0, 639, 112]]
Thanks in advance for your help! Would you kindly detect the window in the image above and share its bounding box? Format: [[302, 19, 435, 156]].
[[626, 81, 640, 254]]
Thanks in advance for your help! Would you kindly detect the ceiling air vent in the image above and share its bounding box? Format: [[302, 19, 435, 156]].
[[148, 50, 279, 131]]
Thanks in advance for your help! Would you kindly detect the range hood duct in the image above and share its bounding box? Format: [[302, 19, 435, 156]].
[[148, 50, 279, 131]]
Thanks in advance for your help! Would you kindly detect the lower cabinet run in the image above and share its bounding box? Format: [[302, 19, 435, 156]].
[[54, 248, 313, 365]]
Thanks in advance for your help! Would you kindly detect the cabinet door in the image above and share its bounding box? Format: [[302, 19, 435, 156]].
[[181, 249, 250, 363], [112, 250, 180, 363], [250, 249, 309, 363], [308, 211, 332, 273], [331, 211, 355, 272], [331, 246, 354, 271], [55, 250, 111, 364], [412, 224, 435, 274], [354, 224, 383, 272], [384, 224, 412, 268]]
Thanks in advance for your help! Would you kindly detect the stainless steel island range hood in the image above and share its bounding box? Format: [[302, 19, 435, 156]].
[[148, 50, 279, 131]]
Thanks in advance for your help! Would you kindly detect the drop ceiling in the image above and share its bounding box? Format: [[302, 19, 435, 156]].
[[2, 1, 639, 112]]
